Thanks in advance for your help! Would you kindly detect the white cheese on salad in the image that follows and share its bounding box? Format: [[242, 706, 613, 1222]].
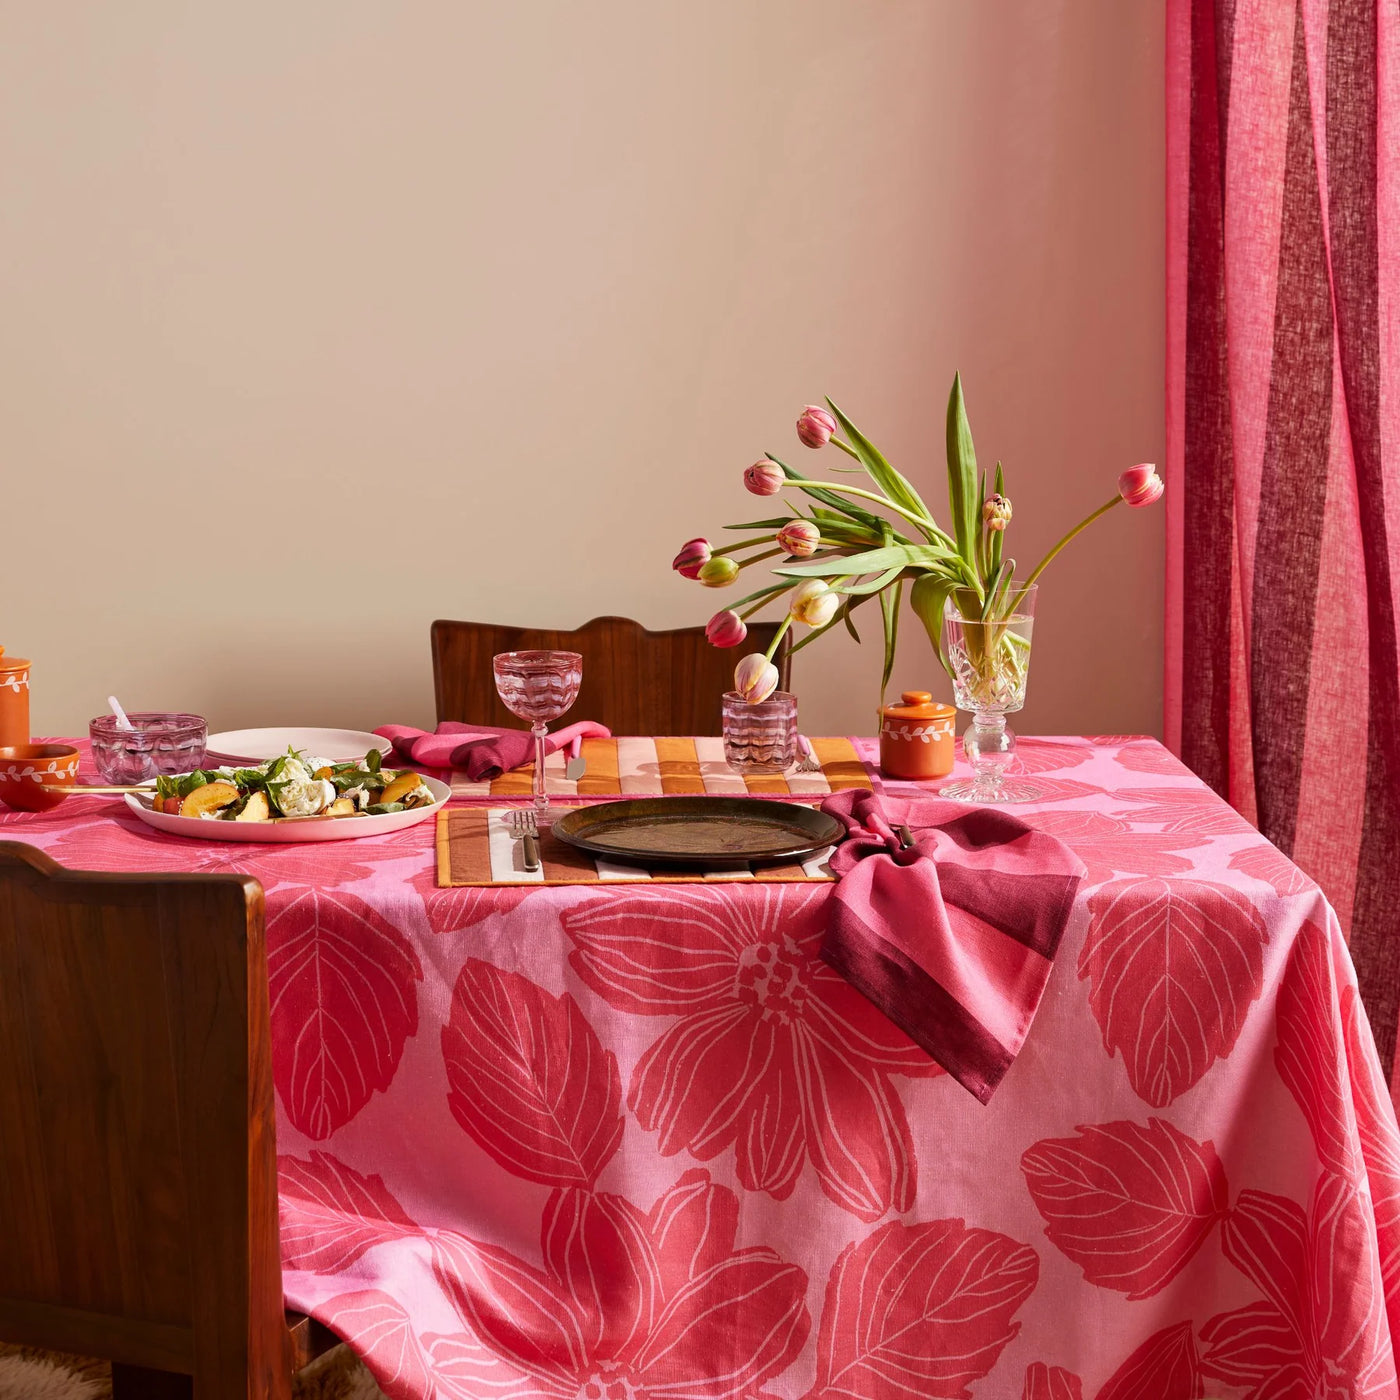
[[278, 777, 335, 817]]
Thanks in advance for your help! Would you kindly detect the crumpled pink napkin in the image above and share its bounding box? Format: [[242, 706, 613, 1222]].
[[820, 788, 1084, 1104], [373, 721, 611, 782]]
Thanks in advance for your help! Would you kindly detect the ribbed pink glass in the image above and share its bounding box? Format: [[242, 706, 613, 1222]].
[[88, 712, 208, 784], [722, 690, 798, 774], [492, 650, 582, 824]]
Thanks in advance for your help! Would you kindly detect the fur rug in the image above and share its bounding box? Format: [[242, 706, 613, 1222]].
[[0, 1344, 387, 1400]]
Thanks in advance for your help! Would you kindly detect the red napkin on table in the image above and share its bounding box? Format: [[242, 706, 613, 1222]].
[[820, 788, 1084, 1104], [373, 721, 611, 782]]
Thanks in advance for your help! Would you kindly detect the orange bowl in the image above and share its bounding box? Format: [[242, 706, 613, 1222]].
[[0, 744, 79, 812]]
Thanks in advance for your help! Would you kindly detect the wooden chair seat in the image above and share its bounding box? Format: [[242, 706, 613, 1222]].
[[431, 615, 792, 736], [0, 842, 338, 1399]]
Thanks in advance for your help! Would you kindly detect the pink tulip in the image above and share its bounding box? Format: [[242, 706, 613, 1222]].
[[706, 609, 747, 647], [789, 578, 839, 628], [777, 519, 820, 557], [744, 459, 785, 496], [697, 556, 739, 587], [734, 652, 780, 703], [672, 537, 711, 579], [1118, 464, 1164, 508], [796, 405, 837, 449], [982, 494, 1012, 532]]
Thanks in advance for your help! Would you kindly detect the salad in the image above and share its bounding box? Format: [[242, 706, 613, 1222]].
[[152, 746, 437, 822]]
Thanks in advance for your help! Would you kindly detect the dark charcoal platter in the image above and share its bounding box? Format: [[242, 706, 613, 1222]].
[[551, 796, 844, 870]]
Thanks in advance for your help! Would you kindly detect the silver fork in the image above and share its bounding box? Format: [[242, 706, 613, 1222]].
[[505, 807, 541, 872], [794, 735, 821, 773]]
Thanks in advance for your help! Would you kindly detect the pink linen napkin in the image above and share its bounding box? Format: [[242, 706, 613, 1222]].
[[373, 720, 611, 782], [820, 788, 1085, 1104]]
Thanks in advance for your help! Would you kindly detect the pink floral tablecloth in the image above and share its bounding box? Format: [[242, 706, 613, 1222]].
[[7, 736, 1400, 1399]]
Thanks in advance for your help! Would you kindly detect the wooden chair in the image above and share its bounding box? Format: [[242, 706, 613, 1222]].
[[0, 842, 336, 1399], [431, 615, 792, 736]]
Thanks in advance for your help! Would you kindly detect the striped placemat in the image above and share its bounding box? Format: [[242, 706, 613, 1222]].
[[436, 808, 838, 887], [447, 736, 871, 801]]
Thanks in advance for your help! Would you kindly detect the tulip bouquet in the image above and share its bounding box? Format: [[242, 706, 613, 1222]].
[[673, 374, 1163, 712]]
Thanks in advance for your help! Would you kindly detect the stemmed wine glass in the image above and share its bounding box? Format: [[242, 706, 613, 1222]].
[[492, 650, 583, 826]]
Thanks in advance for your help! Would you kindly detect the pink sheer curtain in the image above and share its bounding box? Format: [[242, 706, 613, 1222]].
[[1166, 0, 1400, 1078]]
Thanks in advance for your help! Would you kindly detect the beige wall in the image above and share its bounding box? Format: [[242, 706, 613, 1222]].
[[1, 1, 1164, 741]]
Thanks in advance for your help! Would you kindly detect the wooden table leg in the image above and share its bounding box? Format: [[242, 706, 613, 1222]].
[[111, 1363, 193, 1399]]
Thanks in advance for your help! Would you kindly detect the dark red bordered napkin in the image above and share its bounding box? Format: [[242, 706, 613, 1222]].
[[820, 788, 1084, 1103]]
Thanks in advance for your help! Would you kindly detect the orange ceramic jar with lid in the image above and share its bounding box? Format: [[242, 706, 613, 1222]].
[[878, 690, 955, 781], [0, 647, 31, 748]]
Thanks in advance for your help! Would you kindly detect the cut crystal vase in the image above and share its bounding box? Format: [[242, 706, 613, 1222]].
[[936, 584, 1041, 804]]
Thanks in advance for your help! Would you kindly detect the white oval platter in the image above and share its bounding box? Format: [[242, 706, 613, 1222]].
[[122, 775, 449, 844], [203, 728, 392, 766]]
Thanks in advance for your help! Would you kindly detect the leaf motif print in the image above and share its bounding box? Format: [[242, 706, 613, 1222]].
[[1112, 742, 1193, 776], [1005, 740, 1090, 773], [1274, 920, 1357, 1176], [267, 888, 423, 1140], [278, 1151, 420, 1273], [1030, 810, 1204, 885], [1023, 1362, 1083, 1399], [1228, 843, 1316, 896], [319, 1290, 438, 1397], [1344, 985, 1400, 1334], [1079, 878, 1269, 1106], [45, 810, 408, 886], [1020, 1119, 1228, 1299], [1011, 776, 1106, 803], [803, 1217, 1039, 1400], [1202, 1182, 1398, 1398], [1107, 786, 1254, 835], [442, 959, 623, 1188], [1095, 1322, 1203, 1400], [410, 860, 530, 934]]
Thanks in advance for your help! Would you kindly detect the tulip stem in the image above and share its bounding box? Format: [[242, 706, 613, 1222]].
[[737, 547, 784, 570], [831, 437, 862, 461], [738, 584, 790, 620], [785, 478, 953, 544], [724, 535, 784, 553], [763, 614, 793, 663], [1017, 494, 1121, 598]]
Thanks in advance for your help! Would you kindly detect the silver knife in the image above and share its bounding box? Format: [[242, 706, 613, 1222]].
[[522, 830, 541, 872], [565, 735, 586, 782]]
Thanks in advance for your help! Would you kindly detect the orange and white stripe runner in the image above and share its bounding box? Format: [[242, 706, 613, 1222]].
[[447, 736, 869, 801]]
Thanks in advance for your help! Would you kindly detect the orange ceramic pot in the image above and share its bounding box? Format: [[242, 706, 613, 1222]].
[[0, 744, 79, 812], [878, 691, 956, 781], [0, 647, 30, 749]]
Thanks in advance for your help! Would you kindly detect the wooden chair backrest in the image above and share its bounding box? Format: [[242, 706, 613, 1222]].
[[431, 615, 792, 736], [0, 842, 292, 1399]]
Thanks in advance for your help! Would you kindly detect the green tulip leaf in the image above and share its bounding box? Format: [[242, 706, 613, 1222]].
[[768, 454, 886, 531], [837, 566, 906, 596], [909, 571, 959, 682], [824, 398, 939, 541], [775, 542, 957, 579], [946, 373, 980, 570], [879, 576, 904, 704]]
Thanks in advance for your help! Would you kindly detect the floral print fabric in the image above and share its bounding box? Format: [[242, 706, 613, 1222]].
[[7, 736, 1399, 1398]]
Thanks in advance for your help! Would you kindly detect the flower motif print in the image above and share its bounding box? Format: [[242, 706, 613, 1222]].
[[425, 1171, 811, 1399], [562, 886, 940, 1220]]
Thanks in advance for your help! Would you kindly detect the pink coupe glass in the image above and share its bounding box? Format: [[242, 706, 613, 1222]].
[[492, 650, 583, 825]]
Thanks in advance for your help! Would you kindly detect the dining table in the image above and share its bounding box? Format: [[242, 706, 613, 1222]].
[[5, 732, 1399, 1400]]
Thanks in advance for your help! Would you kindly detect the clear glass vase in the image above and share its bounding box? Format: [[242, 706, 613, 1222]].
[[938, 584, 1041, 803]]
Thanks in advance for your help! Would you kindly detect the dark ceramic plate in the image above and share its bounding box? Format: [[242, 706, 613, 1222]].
[[551, 796, 845, 869]]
